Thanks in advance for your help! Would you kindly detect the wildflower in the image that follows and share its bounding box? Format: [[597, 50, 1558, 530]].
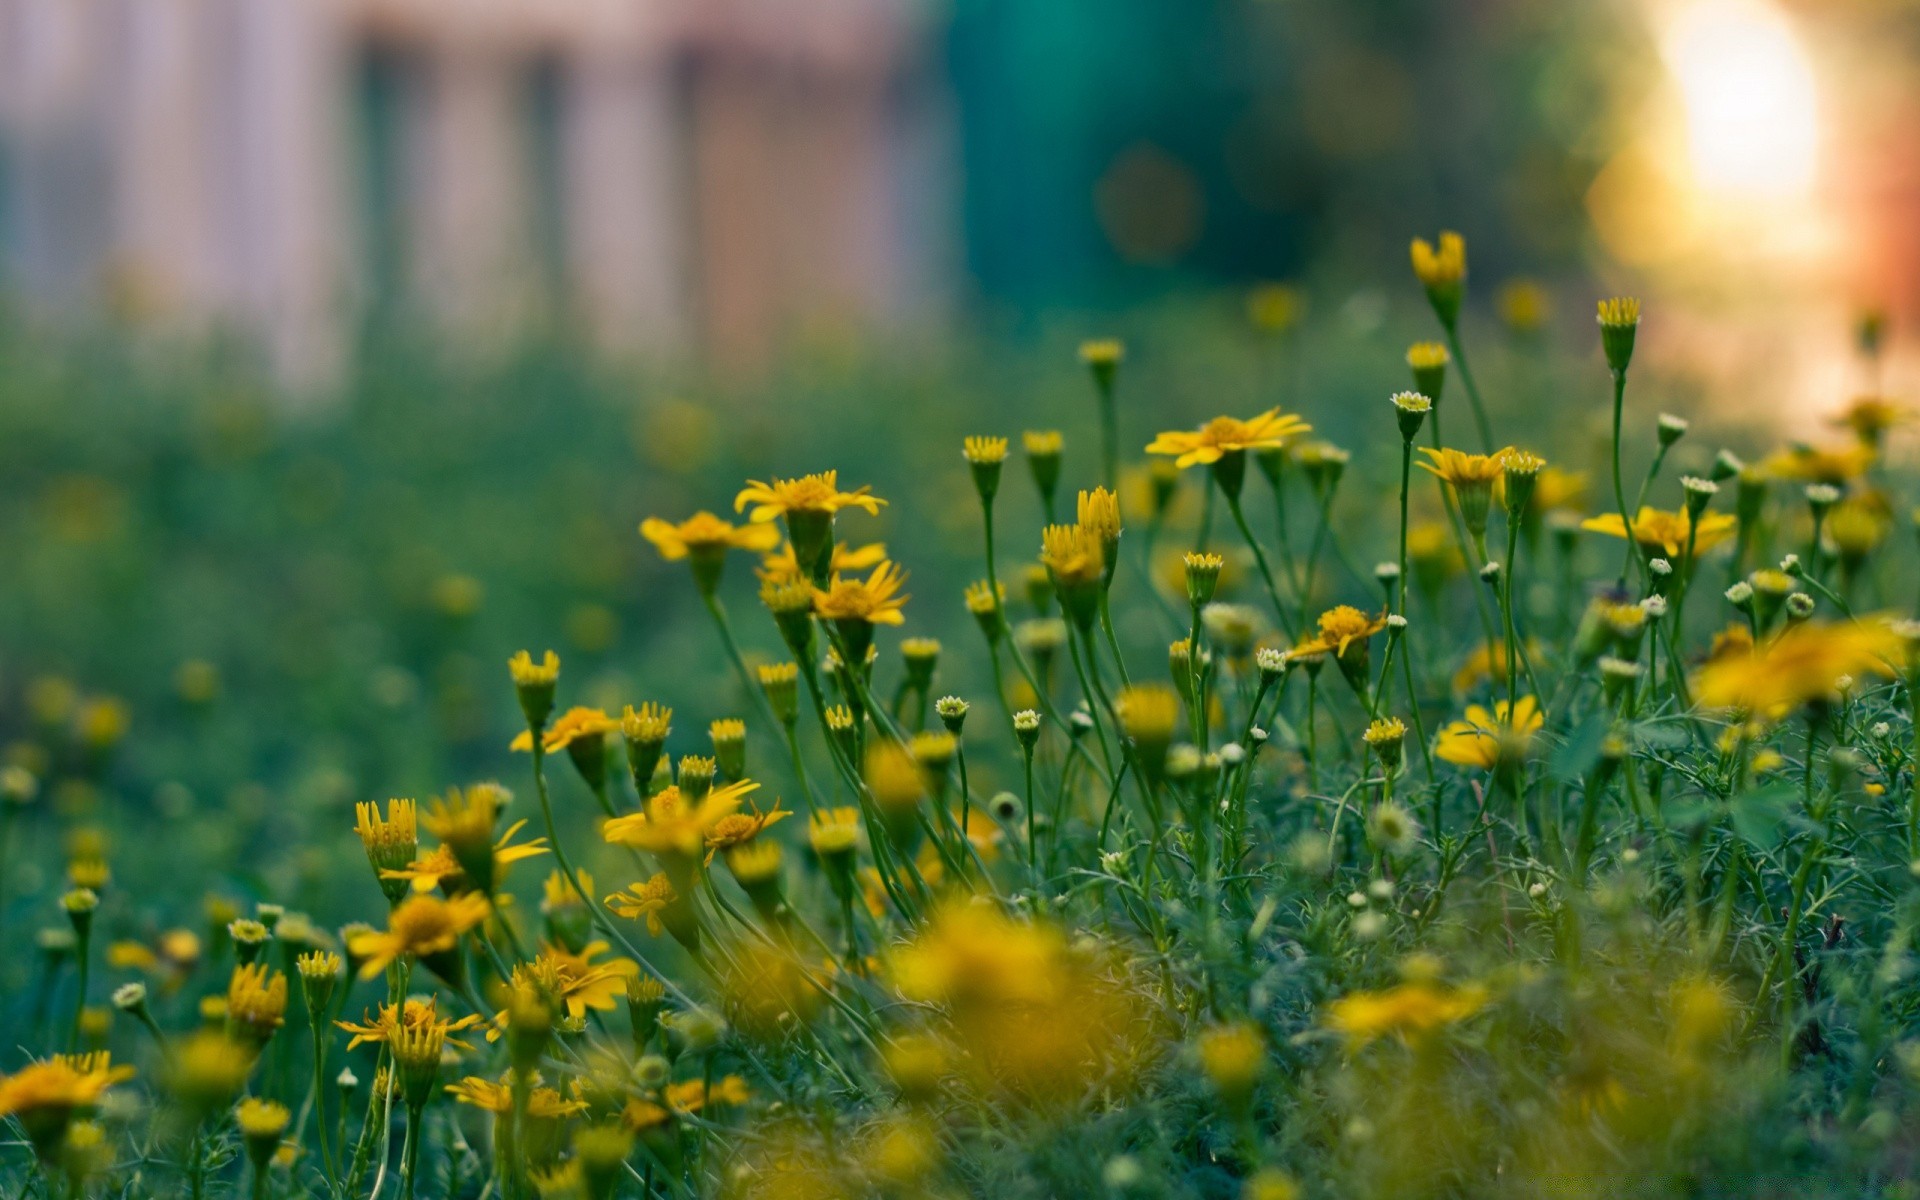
[[0, 1054, 135, 1157], [814, 561, 910, 662], [1040, 525, 1105, 627], [1831, 395, 1909, 447], [354, 798, 419, 905], [1367, 800, 1420, 856], [1435, 697, 1543, 773], [1118, 684, 1180, 782], [1077, 487, 1123, 558], [1391, 390, 1431, 442], [703, 800, 790, 863], [1827, 497, 1891, 568], [1195, 1022, 1267, 1110], [1763, 442, 1875, 485], [1694, 619, 1905, 716], [1499, 279, 1548, 332], [235, 1097, 289, 1170], [602, 779, 760, 861], [1247, 284, 1304, 333], [1499, 449, 1546, 516], [808, 807, 862, 888], [446, 1072, 587, 1118], [347, 893, 491, 981], [935, 695, 969, 734], [1579, 506, 1737, 560], [1168, 557, 1221, 617], [508, 650, 561, 729], [414, 785, 544, 895], [509, 706, 616, 756], [1296, 606, 1387, 695], [639, 512, 781, 594], [1597, 297, 1640, 372], [1363, 717, 1407, 772], [1410, 232, 1467, 325], [1023, 431, 1064, 508], [735, 471, 885, 584], [1147, 410, 1312, 471], [507, 941, 640, 1022], [391, 1018, 445, 1112], [758, 539, 888, 587], [226, 963, 287, 1045], [1418, 447, 1511, 538], [1324, 980, 1488, 1047], [606, 874, 682, 938], [1406, 343, 1448, 399]]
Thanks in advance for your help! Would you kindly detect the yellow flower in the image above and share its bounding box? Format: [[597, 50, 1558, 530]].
[[1451, 639, 1543, 693], [1527, 466, 1588, 514], [506, 941, 639, 1021], [347, 893, 492, 980], [1498, 279, 1549, 332], [638, 512, 781, 561], [734, 471, 885, 523], [353, 798, 418, 891], [1146, 409, 1312, 468], [1040, 524, 1106, 589], [1076, 487, 1122, 543], [509, 707, 617, 754], [812, 561, 910, 626], [1826, 497, 1891, 562], [1693, 619, 1905, 715], [508, 650, 560, 689], [1830, 396, 1909, 445], [1410, 231, 1466, 288], [1247, 284, 1304, 333], [0, 1053, 135, 1119], [758, 540, 887, 584], [703, 801, 791, 863], [1196, 1022, 1267, 1103], [1762, 443, 1875, 484], [1022, 430, 1063, 457], [226, 964, 288, 1041], [606, 874, 678, 936], [381, 820, 547, 894], [1293, 606, 1388, 658], [602, 779, 761, 858], [963, 435, 1009, 464], [622, 1076, 750, 1130], [1434, 697, 1543, 771], [809, 807, 862, 857], [1579, 507, 1737, 559], [1417, 446, 1511, 489], [336, 997, 482, 1052], [447, 1073, 588, 1118], [1325, 981, 1488, 1047]]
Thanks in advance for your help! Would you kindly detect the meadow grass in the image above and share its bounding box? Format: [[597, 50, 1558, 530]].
[[1, 250, 1919, 1199]]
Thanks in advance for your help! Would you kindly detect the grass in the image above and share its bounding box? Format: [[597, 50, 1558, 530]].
[[0, 270, 1918, 1200]]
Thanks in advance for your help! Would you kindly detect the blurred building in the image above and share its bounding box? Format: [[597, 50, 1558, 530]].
[[0, 0, 950, 383]]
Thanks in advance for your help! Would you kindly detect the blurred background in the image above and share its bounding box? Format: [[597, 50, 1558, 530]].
[[3, 0, 1919, 391], [1, 0, 1920, 902]]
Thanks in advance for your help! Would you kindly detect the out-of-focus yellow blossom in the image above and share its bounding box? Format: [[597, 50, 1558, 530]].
[[1435, 697, 1543, 771], [1693, 619, 1905, 716], [1762, 443, 1874, 484], [1324, 980, 1488, 1047]]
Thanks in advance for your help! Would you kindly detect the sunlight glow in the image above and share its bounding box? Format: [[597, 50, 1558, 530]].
[[1661, 0, 1819, 199]]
